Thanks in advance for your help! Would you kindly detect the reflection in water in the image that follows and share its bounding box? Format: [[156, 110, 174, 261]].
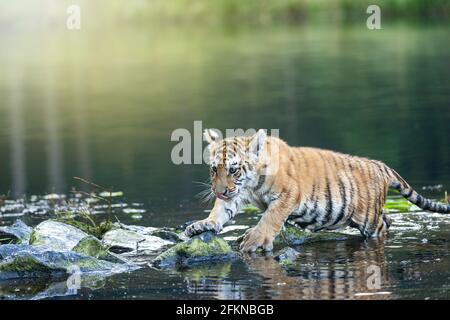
[[181, 263, 246, 300], [0, 274, 108, 300], [244, 239, 390, 300], [179, 239, 391, 300], [7, 65, 26, 198]]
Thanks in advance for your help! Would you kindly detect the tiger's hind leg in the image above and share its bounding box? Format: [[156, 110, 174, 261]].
[[370, 214, 391, 238], [350, 213, 391, 238], [349, 178, 391, 238]]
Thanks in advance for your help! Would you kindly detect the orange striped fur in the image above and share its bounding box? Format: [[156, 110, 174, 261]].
[[185, 129, 450, 252]]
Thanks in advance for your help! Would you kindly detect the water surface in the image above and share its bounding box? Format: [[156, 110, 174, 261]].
[[1, 21, 450, 299]]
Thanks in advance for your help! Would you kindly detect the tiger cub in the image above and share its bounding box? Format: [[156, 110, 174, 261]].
[[185, 129, 450, 252]]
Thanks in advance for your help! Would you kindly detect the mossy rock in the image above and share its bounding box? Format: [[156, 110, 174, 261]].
[[152, 232, 238, 268], [0, 244, 137, 280], [72, 236, 109, 259], [0, 255, 61, 275], [275, 224, 355, 246]]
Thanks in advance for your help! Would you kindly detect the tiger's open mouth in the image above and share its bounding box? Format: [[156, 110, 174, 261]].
[[217, 194, 231, 201], [216, 192, 237, 201]]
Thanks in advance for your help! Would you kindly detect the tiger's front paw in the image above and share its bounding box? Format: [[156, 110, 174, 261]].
[[239, 227, 274, 252], [185, 219, 222, 237]]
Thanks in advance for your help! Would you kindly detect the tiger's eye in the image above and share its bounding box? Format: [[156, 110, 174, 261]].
[[212, 166, 217, 173], [229, 167, 237, 174]]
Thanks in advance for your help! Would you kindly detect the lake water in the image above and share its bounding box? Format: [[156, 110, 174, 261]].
[[1, 21, 450, 299]]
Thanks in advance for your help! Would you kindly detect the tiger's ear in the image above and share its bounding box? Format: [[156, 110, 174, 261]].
[[249, 129, 267, 158], [203, 129, 220, 144]]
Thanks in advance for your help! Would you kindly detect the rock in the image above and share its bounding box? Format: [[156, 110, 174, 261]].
[[0, 220, 32, 244], [274, 247, 300, 266], [111, 223, 157, 235], [29, 220, 90, 251], [112, 222, 186, 242], [72, 236, 129, 264], [150, 228, 187, 243], [102, 228, 173, 254], [151, 231, 238, 269], [72, 236, 109, 259], [0, 244, 138, 280], [275, 223, 355, 246]]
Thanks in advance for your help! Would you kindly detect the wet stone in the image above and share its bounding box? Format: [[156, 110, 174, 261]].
[[29, 220, 90, 251], [275, 224, 355, 246], [0, 220, 32, 244], [150, 228, 187, 243], [151, 231, 238, 269], [72, 236, 109, 259], [102, 227, 173, 254], [0, 244, 137, 281]]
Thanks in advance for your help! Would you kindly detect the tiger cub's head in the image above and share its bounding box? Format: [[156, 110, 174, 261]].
[[203, 129, 267, 201]]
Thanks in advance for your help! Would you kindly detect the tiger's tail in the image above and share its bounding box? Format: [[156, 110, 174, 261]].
[[383, 164, 450, 213]]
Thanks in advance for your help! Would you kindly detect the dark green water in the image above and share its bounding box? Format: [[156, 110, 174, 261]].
[[1, 21, 450, 299]]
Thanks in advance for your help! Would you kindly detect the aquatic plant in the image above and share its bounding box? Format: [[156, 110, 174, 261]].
[[241, 204, 260, 214], [55, 210, 112, 239], [53, 177, 119, 238]]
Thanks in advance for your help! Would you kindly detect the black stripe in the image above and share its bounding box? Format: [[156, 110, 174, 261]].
[[254, 175, 266, 191], [403, 188, 413, 198], [298, 183, 316, 218], [312, 151, 330, 230], [309, 185, 320, 226], [226, 209, 233, 220], [362, 163, 373, 236], [372, 190, 381, 235], [328, 156, 346, 227], [415, 194, 423, 206], [342, 158, 357, 222], [421, 198, 430, 211], [323, 177, 333, 226], [242, 165, 247, 174], [376, 219, 385, 235], [372, 164, 385, 235], [378, 162, 391, 179], [331, 176, 347, 227]]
